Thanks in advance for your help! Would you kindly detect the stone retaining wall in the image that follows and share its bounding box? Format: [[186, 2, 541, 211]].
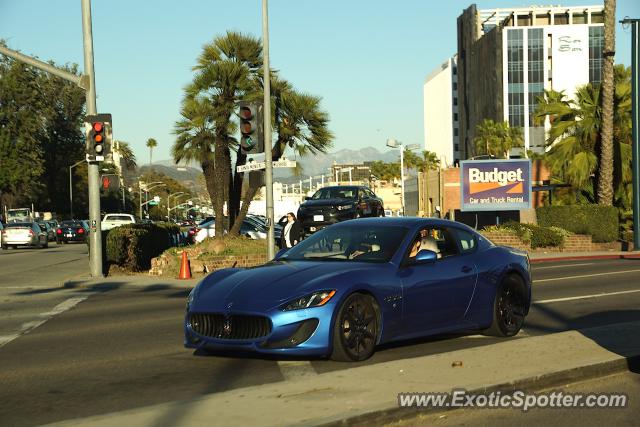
[[480, 231, 624, 253]]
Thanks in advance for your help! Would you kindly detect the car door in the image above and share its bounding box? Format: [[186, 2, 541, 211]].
[[400, 227, 478, 334]]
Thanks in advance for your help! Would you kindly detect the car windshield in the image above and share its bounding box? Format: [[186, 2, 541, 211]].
[[61, 221, 83, 227], [310, 187, 358, 200], [106, 215, 132, 221], [6, 222, 32, 228], [281, 224, 408, 263]]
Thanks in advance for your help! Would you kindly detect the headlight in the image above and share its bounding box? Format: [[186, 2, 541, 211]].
[[337, 204, 354, 211], [281, 290, 336, 311], [186, 287, 198, 310]]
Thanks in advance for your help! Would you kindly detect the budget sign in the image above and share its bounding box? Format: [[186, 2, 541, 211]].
[[460, 159, 532, 211]]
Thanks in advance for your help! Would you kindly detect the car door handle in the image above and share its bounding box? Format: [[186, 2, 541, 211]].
[[461, 266, 473, 273]]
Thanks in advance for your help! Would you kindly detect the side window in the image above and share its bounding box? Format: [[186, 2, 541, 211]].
[[455, 229, 477, 254]]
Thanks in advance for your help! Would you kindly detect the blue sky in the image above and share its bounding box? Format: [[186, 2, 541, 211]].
[[1, 0, 639, 164]]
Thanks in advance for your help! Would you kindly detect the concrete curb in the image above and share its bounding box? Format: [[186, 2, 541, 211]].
[[322, 355, 639, 427]]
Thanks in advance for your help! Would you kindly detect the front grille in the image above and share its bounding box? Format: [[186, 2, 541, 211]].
[[189, 313, 272, 340]]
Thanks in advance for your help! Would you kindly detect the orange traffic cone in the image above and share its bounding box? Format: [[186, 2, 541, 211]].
[[178, 250, 192, 280]]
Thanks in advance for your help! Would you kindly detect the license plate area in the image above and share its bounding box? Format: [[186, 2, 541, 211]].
[[313, 215, 324, 222]]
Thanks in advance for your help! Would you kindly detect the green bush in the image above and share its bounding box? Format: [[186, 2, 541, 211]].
[[502, 221, 565, 249], [105, 223, 178, 271], [536, 205, 618, 243]]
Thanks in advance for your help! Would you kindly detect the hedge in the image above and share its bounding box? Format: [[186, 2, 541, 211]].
[[105, 223, 181, 271], [502, 221, 565, 249], [536, 205, 618, 243]]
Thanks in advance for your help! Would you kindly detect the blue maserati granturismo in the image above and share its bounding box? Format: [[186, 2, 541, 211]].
[[184, 217, 531, 361]]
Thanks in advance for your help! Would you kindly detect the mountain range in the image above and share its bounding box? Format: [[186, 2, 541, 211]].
[[148, 146, 401, 186]]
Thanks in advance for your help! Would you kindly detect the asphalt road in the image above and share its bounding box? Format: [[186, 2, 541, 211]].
[[0, 257, 639, 426]]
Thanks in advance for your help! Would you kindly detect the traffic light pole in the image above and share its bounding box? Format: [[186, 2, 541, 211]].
[[82, 0, 103, 277], [262, 0, 275, 260]]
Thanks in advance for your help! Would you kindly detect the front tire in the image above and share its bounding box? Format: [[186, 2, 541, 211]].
[[483, 274, 526, 337], [331, 293, 379, 361]]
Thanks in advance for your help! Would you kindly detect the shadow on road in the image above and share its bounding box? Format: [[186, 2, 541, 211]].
[[526, 305, 640, 374]]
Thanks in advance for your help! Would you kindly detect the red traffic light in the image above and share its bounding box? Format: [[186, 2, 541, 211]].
[[93, 122, 104, 132], [239, 106, 253, 120]]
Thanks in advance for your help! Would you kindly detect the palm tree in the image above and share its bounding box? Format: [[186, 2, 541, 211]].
[[473, 119, 523, 158], [597, 0, 617, 206], [534, 67, 632, 205], [404, 150, 440, 215], [113, 140, 137, 170], [177, 31, 262, 237], [146, 138, 157, 165]]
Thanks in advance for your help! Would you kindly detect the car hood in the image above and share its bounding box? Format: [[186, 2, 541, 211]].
[[193, 261, 374, 312], [300, 199, 356, 208]]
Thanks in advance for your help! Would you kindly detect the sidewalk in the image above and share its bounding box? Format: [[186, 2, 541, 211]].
[[529, 250, 640, 263], [46, 320, 640, 427]]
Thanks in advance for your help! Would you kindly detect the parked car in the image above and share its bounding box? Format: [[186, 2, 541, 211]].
[[0, 222, 4, 247], [37, 221, 56, 242], [56, 220, 88, 244], [191, 217, 281, 244], [1, 222, 49, 249], [184, 218, 531, 361], [102, 213, 136, 231], [297, 185, 384, 235]]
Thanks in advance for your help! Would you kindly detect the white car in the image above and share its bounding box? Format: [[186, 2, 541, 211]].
[[102, 213, 136, 231], [1, 222, 49, 249], [193, 218, 267, 243]]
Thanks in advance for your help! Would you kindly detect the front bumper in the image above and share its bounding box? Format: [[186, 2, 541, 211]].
[[298, 209, 356, 234], [184, 304, 335, 357]]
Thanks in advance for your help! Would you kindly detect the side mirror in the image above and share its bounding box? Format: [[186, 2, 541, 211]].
[[305, 196, 311, 200], [274, 248, 288, 260], [414, 250, 437, 264]]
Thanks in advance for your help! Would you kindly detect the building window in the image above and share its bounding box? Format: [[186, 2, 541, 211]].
[[453, 82, 458, 90], [507, 29, 525, 128], [453, 66, 457, 75], [528, 28, 544, 129], [589, 26, 604, 85], [517, 15, 531, 27], [453, 97, 458, 106], [591, 12, 604, 24], [573, 12, 587, 24], [454, 144, 459, 151], [554, 13, 569, 25], [454, 128, 459, 136], [454, 113, 458, 121], [536, 14, 550, 26]]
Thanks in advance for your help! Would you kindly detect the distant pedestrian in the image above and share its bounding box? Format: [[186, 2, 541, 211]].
[[281, 212, 302, 249]]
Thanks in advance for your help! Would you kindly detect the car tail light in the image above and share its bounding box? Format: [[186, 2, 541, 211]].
[[77, 228, 85, 234], [56, 229, 62, 235], [189, 228, 197, 235], [29, 230, 35, 236]]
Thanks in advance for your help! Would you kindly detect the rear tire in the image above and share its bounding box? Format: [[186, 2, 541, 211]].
[[331, 293, 379, 361], [483, 274, 526, 337]]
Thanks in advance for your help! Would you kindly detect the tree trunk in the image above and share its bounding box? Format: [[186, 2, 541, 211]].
[[228, 147, 247, 234], [213, 135, 227, 237], [597, 0, 616, 206]]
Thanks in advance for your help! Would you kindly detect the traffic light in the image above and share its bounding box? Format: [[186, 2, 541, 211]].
[[238, 102, 263, 154], [85, 114, 112, 162]]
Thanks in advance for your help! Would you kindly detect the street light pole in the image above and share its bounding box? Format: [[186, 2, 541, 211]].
[[262, 0, 275, 260], [69, 160, 84, 219], [81, 0, 102, 277]]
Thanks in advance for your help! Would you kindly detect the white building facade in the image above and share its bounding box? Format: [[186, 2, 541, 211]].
[[423, 56, 460, 167]]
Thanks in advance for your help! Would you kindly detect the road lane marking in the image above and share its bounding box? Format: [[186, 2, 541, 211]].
[[533, 263, 594, 270], [278, 360, 318, 381], [534, 289, 640, 305], [0, 293, 93, 349], [534, 268, 640, 284]]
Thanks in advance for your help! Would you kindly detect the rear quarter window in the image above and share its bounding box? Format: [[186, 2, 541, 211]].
[[455, 229, 477, 254]]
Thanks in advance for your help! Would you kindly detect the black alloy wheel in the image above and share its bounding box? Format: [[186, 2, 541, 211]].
[[484, 275, 526, 337], [331, 293, 378, 361]]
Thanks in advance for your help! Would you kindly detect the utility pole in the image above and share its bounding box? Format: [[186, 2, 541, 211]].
[[81, 0, 103, 277], [262, 0, 275, 259]]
